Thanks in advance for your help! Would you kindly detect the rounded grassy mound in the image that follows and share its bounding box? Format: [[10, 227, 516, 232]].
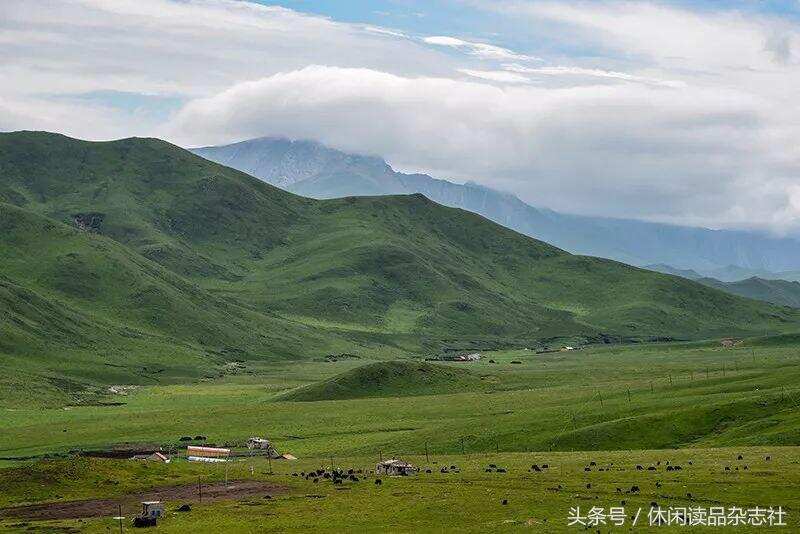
[[277, 361, 485, 402]]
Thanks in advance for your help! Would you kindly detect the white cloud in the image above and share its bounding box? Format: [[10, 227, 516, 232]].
[[458, 68, 532, 83], [502, 64, 686, 88], [0, 0, 454, 138], [363, 26, 410, 39], [423, 35, 542, 62]]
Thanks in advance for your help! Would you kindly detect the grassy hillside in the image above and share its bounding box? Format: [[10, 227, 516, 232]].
[[278, 361, 485, 401], [0, 201, 361, 407], [1, 131, 799, 404]]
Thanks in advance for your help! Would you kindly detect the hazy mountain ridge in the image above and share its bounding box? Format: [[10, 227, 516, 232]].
[[643, 264, 800, 308], [193, 137, 800, 277], [644, 264, 703, 280], [698, 277, 800, 309]]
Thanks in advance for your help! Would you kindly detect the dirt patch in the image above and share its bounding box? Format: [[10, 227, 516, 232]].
[[0, 480, 287, 521]]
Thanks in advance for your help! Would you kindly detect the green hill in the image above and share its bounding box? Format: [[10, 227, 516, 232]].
[[0, 201, 353, 407], [1, 131, 799, 404], [278, 361, 484, 401]]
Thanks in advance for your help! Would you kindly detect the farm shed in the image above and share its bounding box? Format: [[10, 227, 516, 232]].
[[187, 446, 230, 461], [376, 459, 418, 476]]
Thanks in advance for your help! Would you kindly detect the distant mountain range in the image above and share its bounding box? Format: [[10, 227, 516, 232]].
[[643, 263, 800, 308], [193, 137, 800, 280], [645, 263, 800, 283], [697, 277, 800, 309]]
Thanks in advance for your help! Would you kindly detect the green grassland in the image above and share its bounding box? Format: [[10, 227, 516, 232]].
[[2, 448, 799, 533], [1, 131, 799, 405], [2, 338, 800, 531], [3, 337, 800, 460]]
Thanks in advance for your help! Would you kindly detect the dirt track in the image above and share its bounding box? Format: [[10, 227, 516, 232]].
[[0, 480, 287, 521]]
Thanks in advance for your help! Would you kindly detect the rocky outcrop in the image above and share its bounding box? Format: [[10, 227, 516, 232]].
[[72, 213, 104, 232]]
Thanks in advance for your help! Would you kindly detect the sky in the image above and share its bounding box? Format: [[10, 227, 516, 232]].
[[3, 0, 800, 234]]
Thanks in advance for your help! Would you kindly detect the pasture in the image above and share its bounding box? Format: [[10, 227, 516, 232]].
[[3, 336, 800, 531], [1, 449, 798, 532]]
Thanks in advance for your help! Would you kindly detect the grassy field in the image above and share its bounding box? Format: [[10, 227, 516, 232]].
[[3, 337, 800, 531], [1, 449, 798, 532], [4, 337, 800, 460]]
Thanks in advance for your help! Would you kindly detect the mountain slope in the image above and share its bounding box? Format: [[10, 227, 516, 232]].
[[193, 137, 800, 275], [2, 131, 799, 404], [0, 199, 355, 406]]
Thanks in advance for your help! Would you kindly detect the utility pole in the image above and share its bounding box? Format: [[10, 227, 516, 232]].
[[198, 476, 202, 504], [460, 436, 465, 456], [425, 442, 429, 463], [626, 388, 631, 403], [118, 504, 124, 534]]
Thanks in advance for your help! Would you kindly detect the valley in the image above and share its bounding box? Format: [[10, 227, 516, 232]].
[[7, 1, 800, 531], [3, 132, 800, 532]]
